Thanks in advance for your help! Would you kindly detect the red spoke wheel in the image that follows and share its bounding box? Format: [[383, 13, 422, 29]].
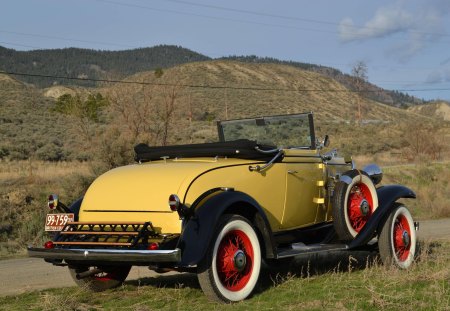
[[68, 265, 131, 292], [197, 215, 261, 302], [332, 170, 378, 241], [379, 204, 416, 269]]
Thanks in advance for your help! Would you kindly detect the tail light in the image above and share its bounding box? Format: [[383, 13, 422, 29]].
[[48, 194, 59, 210], [44, 241, 55, 249], [168, 194, 180, 211], [148, 242, 159, 250]]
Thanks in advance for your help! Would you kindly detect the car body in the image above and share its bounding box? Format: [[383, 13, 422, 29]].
[[28, 112, 417, 302]]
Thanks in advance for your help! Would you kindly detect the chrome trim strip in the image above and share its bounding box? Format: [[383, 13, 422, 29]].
[[27, 247, 181, 263]]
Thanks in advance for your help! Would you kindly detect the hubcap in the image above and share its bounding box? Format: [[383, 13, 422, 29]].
[[234, 250, 247, 272], [402, 230, 410, 247], [359, 199, 370, 216]]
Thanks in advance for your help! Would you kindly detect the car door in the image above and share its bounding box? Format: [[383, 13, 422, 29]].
[[280, 150, 325, 229]]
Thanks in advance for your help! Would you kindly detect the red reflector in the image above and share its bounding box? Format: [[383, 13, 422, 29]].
[[48, 194, 58, 210], [168, 194, 180, 211], [148, 243, 159, 250], [44, 241, 54, 249]]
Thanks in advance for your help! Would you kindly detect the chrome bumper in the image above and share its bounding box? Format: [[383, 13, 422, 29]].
[[27, 246, 181, 263]]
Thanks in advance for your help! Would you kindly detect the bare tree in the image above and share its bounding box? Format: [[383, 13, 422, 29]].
[[157, 82, 182, 146], [351, 61, 368, 124]]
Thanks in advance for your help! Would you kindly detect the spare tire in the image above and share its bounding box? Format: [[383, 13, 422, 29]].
[[332, 169, 378, 241]]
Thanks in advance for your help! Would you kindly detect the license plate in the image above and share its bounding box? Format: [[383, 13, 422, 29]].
[[45, 213, 75, 231]]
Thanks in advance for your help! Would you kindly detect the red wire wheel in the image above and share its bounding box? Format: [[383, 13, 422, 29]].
[[347, 183, 374, 233], [197, 215, 261, 303], [333, 170, 379, 241], [216, 229, 254, 291], [393, 214, 412, 261], [379, 204, 416, 269]]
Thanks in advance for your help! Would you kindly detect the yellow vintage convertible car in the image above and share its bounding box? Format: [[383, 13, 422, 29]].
[[28, 112, 417, 302]]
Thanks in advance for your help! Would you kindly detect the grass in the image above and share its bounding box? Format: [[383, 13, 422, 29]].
[[382, 162, 450, 219], [0, 160, 94, 258], [0, 241, 448, 310]]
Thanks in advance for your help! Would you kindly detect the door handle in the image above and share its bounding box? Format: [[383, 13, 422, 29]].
[[288, 170, 298, 174]]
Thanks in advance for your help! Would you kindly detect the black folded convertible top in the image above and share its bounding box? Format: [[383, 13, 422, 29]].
[[134, 139, 275, 162]]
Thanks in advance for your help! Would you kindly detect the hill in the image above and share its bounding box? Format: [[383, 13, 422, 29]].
[[221, 55, 426, 108], [0, 61, 447, 164], [0, 45, 427, 109], [114, 60, 425, 123], [0, 45, 210, 88], [98, 61, 445, 163]]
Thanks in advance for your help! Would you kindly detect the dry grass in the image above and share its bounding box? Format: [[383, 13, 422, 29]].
[[0, 160, 94, 258], [0, 160, 91, 181]]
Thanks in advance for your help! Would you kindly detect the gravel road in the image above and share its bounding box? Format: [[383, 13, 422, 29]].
[[1, 218, 448, 297]]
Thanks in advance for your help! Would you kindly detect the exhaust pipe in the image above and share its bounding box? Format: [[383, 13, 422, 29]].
[[76, 268, 103, 279]]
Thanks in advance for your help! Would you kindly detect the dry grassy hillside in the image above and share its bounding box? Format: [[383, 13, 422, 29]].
[[97, 60, 444, 162], [112, 61, 425, 123], [1, 61, 447, 163]]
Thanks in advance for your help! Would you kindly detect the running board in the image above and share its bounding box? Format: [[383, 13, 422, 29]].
[[276, 243, 349, 259]]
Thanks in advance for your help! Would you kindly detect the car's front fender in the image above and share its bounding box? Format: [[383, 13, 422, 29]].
[[177, 190, 275, 267], [348, 185, 416, 249]]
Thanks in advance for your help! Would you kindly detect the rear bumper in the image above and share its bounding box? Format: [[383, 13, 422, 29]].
[[27, 246, 181, 263]]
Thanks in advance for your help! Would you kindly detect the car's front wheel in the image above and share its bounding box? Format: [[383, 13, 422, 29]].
[[378, 204, 416, 269], [68, 265, 131, 292], [197, 214, 261, 303]]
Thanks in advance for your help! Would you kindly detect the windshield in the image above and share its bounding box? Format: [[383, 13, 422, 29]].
[[217, 113, 315, 149]]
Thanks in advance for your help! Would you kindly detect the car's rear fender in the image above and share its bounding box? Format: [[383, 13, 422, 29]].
[[69, 196, 83, 221], [177, 190, 276, 267], [348, 185, 416, 249]]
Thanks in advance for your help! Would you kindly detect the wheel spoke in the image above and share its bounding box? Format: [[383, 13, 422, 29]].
[[216, 229, 254, 291], [393, 215, 411, 262], [347, 183, 374, 232]]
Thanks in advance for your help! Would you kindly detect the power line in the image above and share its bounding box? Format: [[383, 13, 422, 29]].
[[2, 70, 449, 93], [164, 0, 450, 39], [93, 0, 339, 36]]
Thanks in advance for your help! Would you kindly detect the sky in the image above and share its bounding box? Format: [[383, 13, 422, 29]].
[[1, 0, 450, 101]]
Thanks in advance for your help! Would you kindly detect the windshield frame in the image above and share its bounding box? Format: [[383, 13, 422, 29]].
[[217, 112, 316, 150]]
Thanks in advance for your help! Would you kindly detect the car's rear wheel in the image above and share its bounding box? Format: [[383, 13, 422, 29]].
[[333, 170, 378, 241], [378, 204, 416, 269], [197, 214, 261, 303], [68, 265, 131, 292]]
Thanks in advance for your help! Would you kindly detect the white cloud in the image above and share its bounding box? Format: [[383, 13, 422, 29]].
[[339, 6, 413, 42], [339, 0, 450, 60]]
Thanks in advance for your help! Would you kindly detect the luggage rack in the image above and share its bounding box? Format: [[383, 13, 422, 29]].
[[53, 222, 158, 248]]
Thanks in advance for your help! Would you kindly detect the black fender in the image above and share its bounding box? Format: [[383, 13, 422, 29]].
[[348, 185, 415, 249], [177, 190, 276, 267], [69, 196, 83, 221]]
